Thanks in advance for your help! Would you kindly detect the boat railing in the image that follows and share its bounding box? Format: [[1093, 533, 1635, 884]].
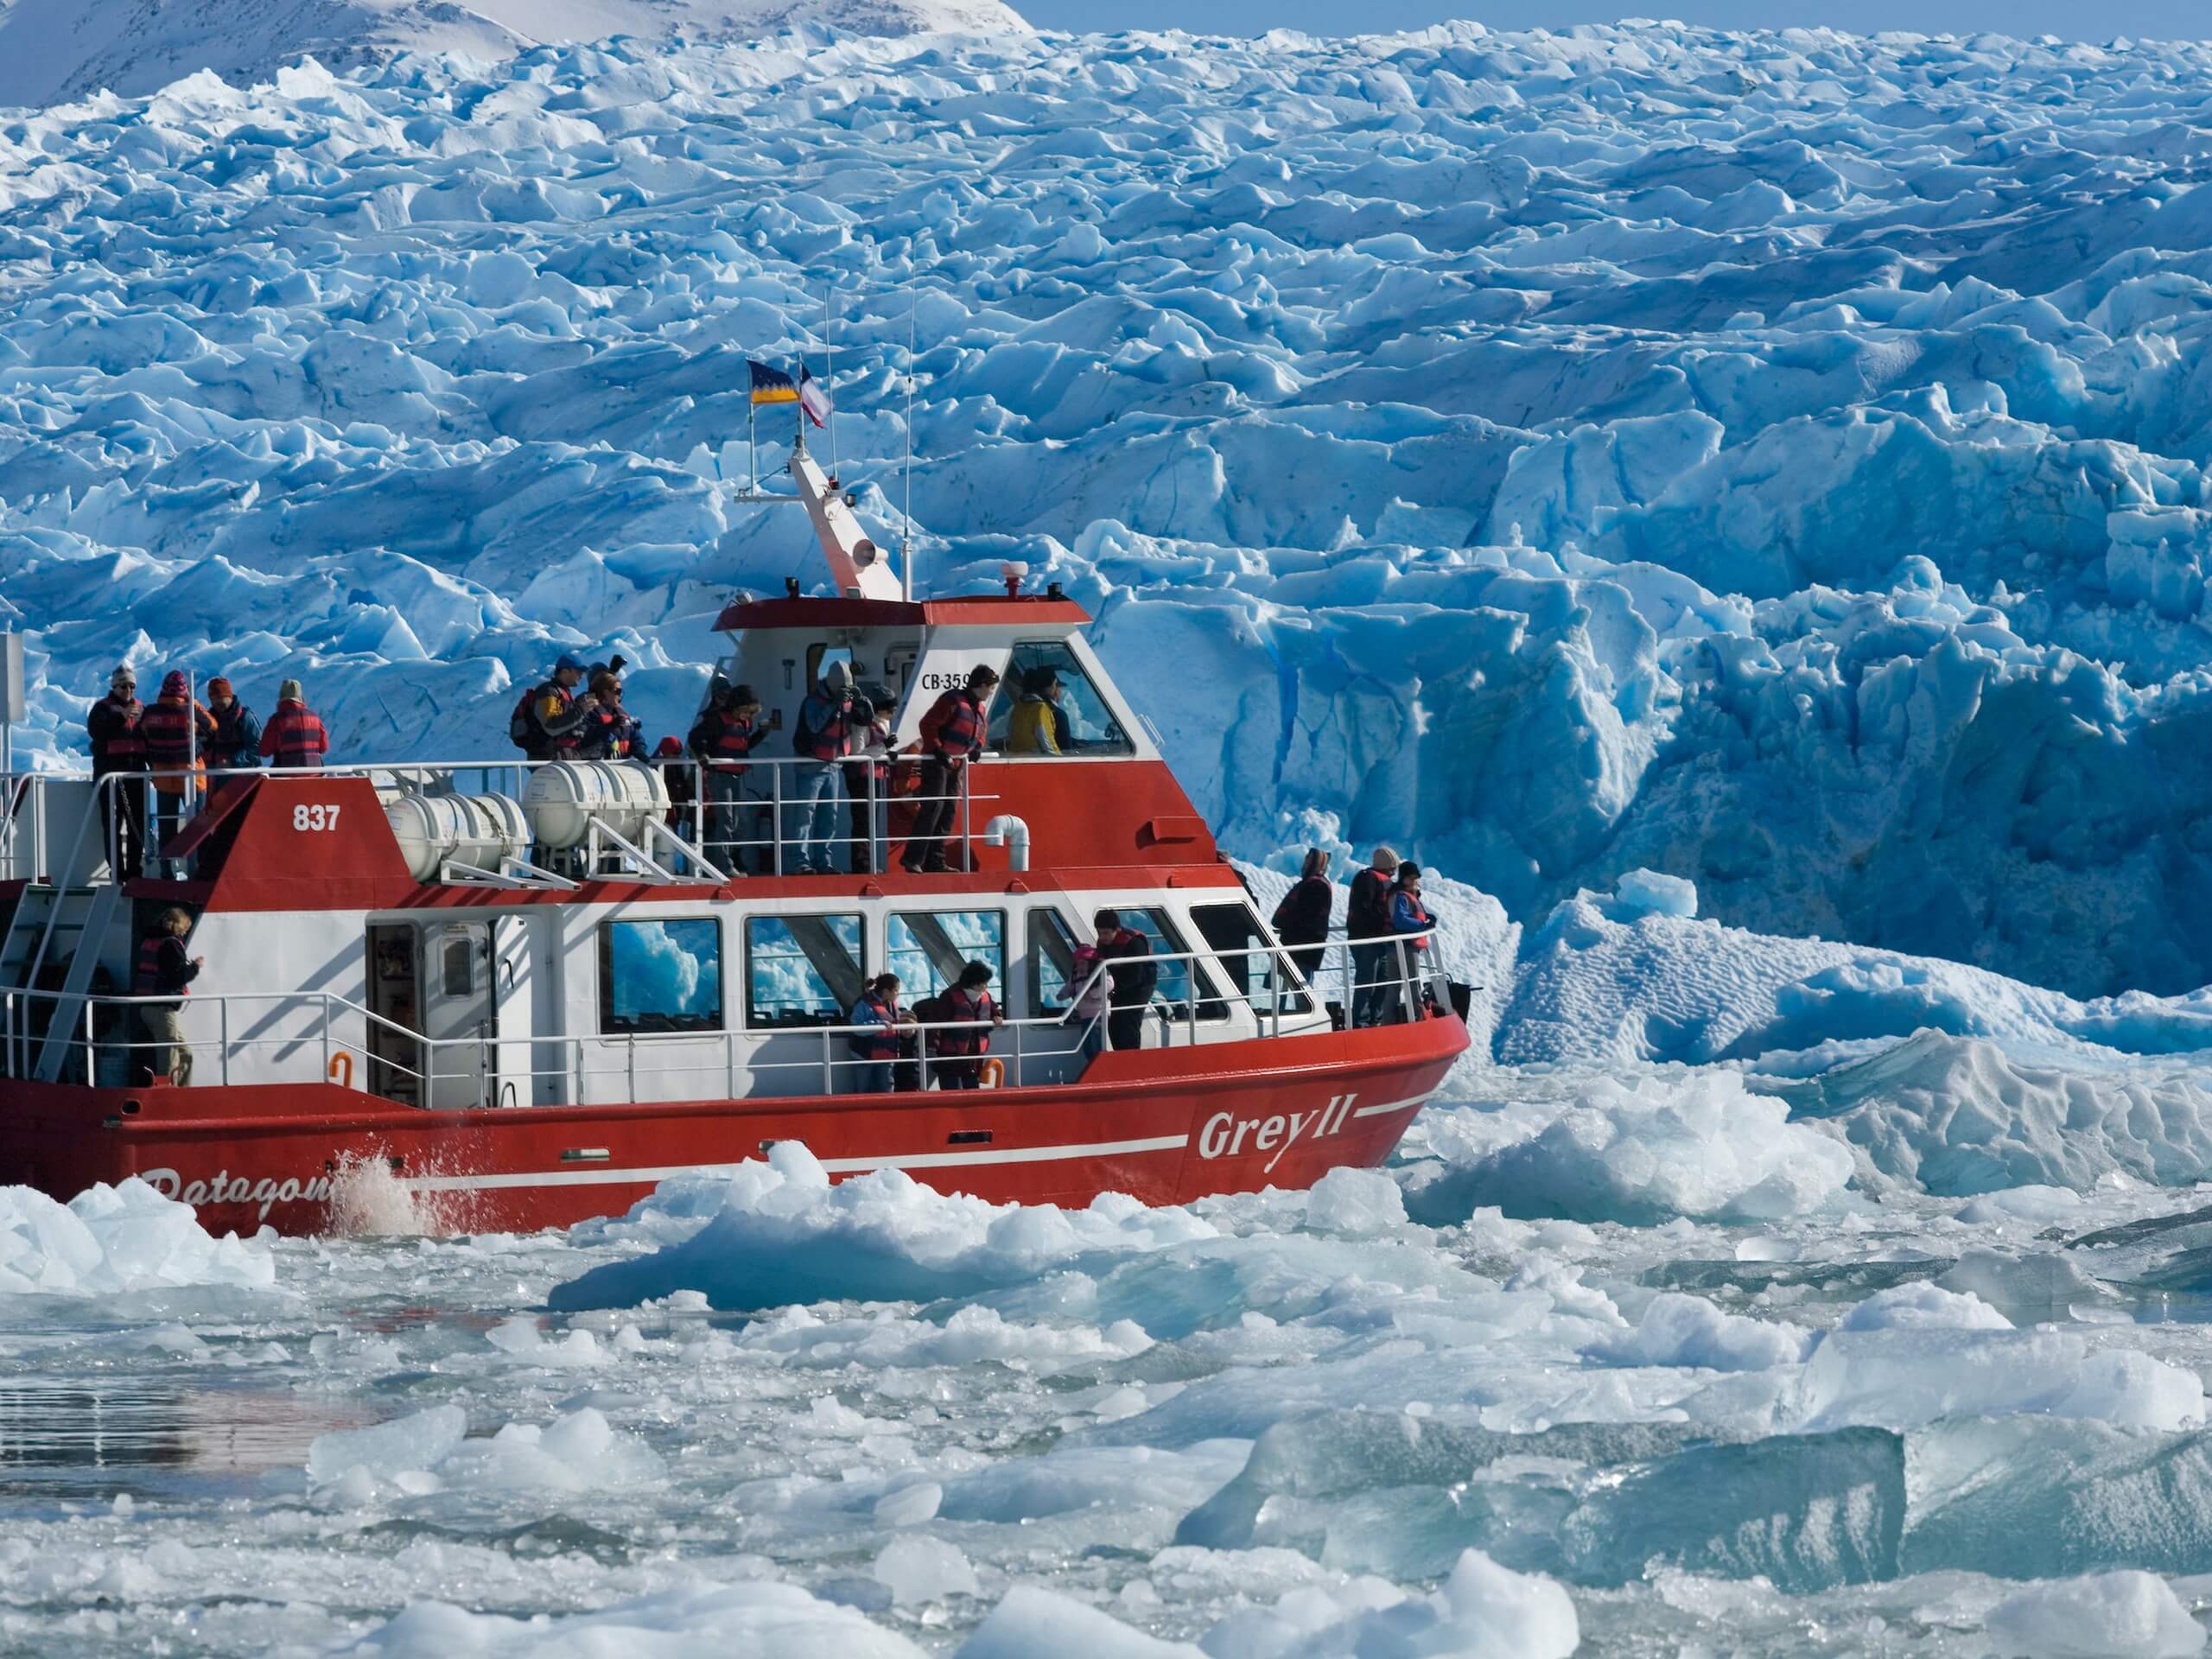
[[0, 933, 1451, 1104], [0, 753, 999, 887]]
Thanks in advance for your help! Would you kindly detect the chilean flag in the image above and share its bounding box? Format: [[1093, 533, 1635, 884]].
[[798, 365, 832, 429]]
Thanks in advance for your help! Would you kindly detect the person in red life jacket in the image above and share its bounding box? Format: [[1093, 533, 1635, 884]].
[[1270, 847, 1334, 988], [512, 653, 597, 762], [901, 664, 999, 874], [841, 684, 899, 875], [929, 960, 1003, 1090], [137, 671, 218, 871], [134, 906, 202, 1084], [845, 972, 908, 1093], [1346, 845, 1402, 1028], [203, 677, 262, 770], [259, 679, 330, 769], [1377, 861, 1439, 1026], [788, 659, 858, 873], [1093, 909, 1159, 1052], [689, 681, 767, 874], [86, 664, 148, 881], [575, 670, 640, 760]]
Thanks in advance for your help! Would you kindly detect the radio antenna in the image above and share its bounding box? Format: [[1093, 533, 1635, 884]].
[[903, 288, 917, 602], [823, 283, 838, 474]]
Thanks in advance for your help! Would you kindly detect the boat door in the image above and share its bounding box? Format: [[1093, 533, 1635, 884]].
[[420, 920, 494, 1109], [491, 913, 555, 1106]]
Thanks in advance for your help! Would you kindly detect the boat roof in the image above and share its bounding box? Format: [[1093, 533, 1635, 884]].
[[714, 594, 1093, 632]]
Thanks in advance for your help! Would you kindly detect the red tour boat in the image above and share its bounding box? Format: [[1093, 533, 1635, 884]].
[[0, 442, 1467, 1235]]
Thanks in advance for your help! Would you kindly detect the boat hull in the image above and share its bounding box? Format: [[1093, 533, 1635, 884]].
[[0, 1016, 1466, 1235]]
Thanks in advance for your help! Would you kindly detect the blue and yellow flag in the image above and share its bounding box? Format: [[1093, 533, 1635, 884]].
[[748, 360, 799, 405]]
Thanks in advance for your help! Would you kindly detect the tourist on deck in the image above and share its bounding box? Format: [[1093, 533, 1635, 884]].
[[842, 685, 897, 874], [138, 671, 218, 871], [1376, 861, 1437, 1027], [847, 973, 906, 1094], [1347, 845, 1401, 1027], [86, 666, 147, 882], [1065, 934, 1113, 1064], [516, 654, 595, 761], [1007, 666, 1064, 756], [575, 670, 640, 760], [1270, 847, 1333, 988], [790, 660, 858, 874], [134, 906, 201, 1086], [932, 961, 1003, 1090], [902, 664, 998, 873], [690, 682, 766, 875], [1095, 909, 1157, 1052], [260, 681, 330, 769], [203, 678, 261, 770]]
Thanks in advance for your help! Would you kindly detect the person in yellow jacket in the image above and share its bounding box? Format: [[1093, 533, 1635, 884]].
[[1007, 666, 1065, 756]]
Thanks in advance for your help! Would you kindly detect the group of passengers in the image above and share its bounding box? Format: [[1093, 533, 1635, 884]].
[[1268, 844, 1438, 1027], [86, 665, 329, 880]]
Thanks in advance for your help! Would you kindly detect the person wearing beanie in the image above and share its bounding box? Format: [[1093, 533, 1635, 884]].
[[203, 676, 262, 771], [137, 670, 218, 868], [259, 679, 330, 770]]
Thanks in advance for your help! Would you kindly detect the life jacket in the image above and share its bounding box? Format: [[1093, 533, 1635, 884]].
[[935, 986, 995, 1057], [138, 699, 212, 787], [1347, 868, 1394, 940], [924, 690, 985, 760], [135, 934, 189, 1001], [795, 694, 854, 762], [87, 696, 146, 770], [693, 709, 760, 772], [262, 701, 329, 768], [847, 994, 901, 1061], [513, 682, 576, 755]]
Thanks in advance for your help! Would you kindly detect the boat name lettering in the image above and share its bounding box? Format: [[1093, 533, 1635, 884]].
[[141, 1166, 335, 1220], [1198, 1094, 1358, 1173]]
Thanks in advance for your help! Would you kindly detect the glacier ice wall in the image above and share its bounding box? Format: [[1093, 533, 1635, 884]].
[[4, 25, 2212, 993]]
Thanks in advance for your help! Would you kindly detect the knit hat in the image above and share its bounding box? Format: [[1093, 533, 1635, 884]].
[[207, 677, 232, 698], [654, 735, 683, 758], [278, 678, 303, 702], [110, 665, 136, 687], [160, 671, 188, 697]]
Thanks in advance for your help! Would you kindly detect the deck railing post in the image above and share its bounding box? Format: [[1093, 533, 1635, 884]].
[[220, 996, 230, 1086], [772, 763, 784, 877]]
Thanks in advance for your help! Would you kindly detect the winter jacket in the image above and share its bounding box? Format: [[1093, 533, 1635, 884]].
[[1389, 889, 1435, 940], [1096, 928, 1157, 1007], [1068, 944, 1111, 1018], [1347, 868, 1395, 941], [259, 701, 330, 769], [207, 701, 261, 769], [134, 933, 199, 1009], [139, 698, 218, 794], [918, 689, 988, 762], [1271, 876, 1333, 948], [690, 709, 765, 773], [1007, 696, 1061, 756], [86, 696, 147, 774]]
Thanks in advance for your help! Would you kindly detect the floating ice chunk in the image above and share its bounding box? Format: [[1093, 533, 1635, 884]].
[[1199, 1548, 1578, 1659], [306, 1404, 467, 1488], [1956, 1186, 2088, 1225], [1444, 1072, 1852, 1224], [1985, 1571, 2206, 1658], [1591, 1293, 1813, 1371], [307, 1405, 660, 1499], [1838, 1283, 2012, 1332], [0, 1179, 275, 1296], [872, 1535, 980, 1606], [549, 1142, 1216, 1313], [348, 1578, 929, 1657], [484, 1315, 607, 1367], [1793, 1329, 2204, 1433], [1301, 1166, 1406, 1236], [1613, 868, 1697, 919], [956, 1586, 1199, 1656]]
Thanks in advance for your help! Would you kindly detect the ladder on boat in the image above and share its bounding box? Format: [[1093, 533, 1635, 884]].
[[0, 880, 124, 1083]]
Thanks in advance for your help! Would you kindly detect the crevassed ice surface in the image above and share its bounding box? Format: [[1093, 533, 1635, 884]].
[[5, 21, 2212, 996]]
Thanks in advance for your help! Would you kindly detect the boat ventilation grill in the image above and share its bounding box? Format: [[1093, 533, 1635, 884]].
[[947, 1130, 992, 1147]]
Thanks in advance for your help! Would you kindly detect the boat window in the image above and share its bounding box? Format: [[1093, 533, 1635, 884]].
[[1191, 902, 1315, 1016], [1122, 907, 1229, 1022], [600, 918, 723, 1035], [1029, 907, 1079, 1013], [441, 934, 475, 998], [888, 909, 1006, 1001], [746, 912, 866, 1028], [988, 641, 1134, 757]]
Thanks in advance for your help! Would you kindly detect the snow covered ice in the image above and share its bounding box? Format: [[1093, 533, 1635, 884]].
[[10, 10, 2212, 1659]]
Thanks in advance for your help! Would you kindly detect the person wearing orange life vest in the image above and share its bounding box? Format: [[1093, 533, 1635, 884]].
[[929, 960, 1003, 1090], [575, 671, 641, 760], [138, 671, 218, 872], [688, 682, 766, 874], [86, 665, 148, 881], [134, 906, 201, 1084], [845, 973, 907, 1093], [787, 660, 858, 874], [513, 654, 596, 762], [841, 684, 898, 875], [902, 664, 999, 874], [1376, 861, 1439, 1026], [259, 680, 330, 768]]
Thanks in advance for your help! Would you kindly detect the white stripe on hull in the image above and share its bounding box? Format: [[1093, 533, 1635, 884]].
[[398, 1094, 1433, 1196]]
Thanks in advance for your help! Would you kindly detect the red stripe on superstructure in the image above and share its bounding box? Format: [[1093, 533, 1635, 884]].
[[713, 595, 1093, 631]]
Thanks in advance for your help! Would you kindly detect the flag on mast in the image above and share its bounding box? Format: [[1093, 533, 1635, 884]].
[[798, 365, 832, 429], [747, 360, 799, 404]]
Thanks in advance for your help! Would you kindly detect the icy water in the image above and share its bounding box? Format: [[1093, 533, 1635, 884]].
[[8, 1073, 2212, 1656]]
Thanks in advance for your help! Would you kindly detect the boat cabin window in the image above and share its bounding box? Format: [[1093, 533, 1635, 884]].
[[1122, 907, 1228, 1022], [1191, 901, 1314, 1016], [746, 912, 866, 1028], [1029, 907, 1079, 1012], [887, 910, 1006, 1001], [442, 934, 476, 998], [600, 918, 724, 1035], [991, 641, 1134, 758]]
